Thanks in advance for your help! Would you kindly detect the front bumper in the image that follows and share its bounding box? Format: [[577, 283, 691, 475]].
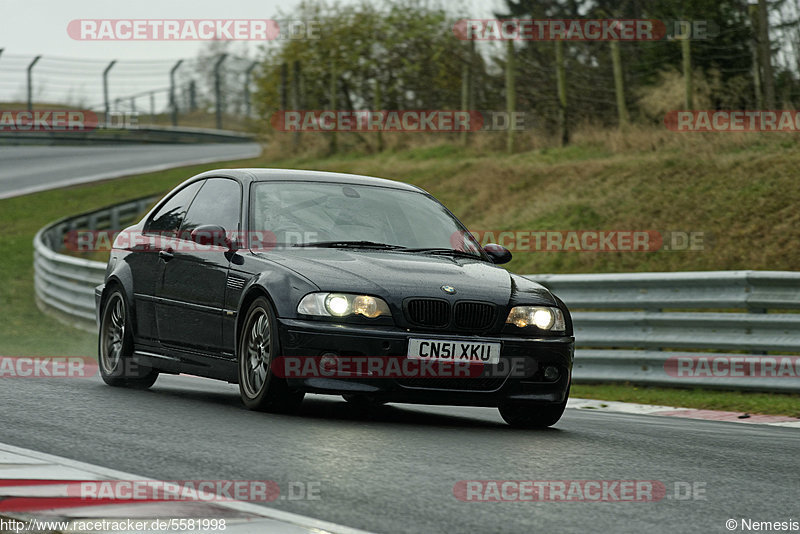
[[277, 318, 574, 407]]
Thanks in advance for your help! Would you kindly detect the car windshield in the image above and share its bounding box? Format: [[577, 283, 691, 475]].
[[250, 181, 483, 255]]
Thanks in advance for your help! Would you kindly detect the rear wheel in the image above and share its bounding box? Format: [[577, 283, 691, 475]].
[[238, 296, 304, 412], [499, 387, 569, 428], [98, 289, 158, 389]]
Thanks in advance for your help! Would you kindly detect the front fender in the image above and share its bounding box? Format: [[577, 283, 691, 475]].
[[99, 254, 137, 334], [230, 256, 320, 352]]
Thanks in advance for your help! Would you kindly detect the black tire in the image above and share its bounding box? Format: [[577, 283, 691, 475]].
[[98, 289, 158, 389], [499, 387, 570, 428], [238, 296, 304, 412]]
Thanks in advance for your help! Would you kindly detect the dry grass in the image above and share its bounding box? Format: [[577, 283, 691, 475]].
[[43, 121, 799, 275], [257, 124, 800, 275]]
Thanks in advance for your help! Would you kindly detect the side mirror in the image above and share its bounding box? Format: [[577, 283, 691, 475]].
[[190, 225, 235, 250], [483, 243, 512, 264]]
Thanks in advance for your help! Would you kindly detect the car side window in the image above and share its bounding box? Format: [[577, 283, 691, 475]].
[[180, 178, 242, 236], [144, 181, 204, 236]]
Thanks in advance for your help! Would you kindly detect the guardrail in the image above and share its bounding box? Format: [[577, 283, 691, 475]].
[[526, 272, 800, 392], [33, 195, 161, 332], [1, 125, 256, 145], [34, 204, 800, 391]]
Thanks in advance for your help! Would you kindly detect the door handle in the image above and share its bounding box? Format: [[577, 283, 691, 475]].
[[158, 249, 174, 262]]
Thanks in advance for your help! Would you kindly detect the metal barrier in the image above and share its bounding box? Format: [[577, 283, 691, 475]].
[[33, 195, 161, 332], [527, 272, 800, 392], [1, 126, 256, 145], [34, 203, 800, 391]]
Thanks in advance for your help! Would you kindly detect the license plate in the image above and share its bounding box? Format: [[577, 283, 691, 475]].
[[407, 338, 501, 364]]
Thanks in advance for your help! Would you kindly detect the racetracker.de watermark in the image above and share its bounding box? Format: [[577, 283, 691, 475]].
[[665, 356, 800, 378], [67, 19, 321, 41], [0, 357, 97, 378], [270, 110, 530, 132], [64, 229, 281, 252], [665, 110, 800, 132], [0, 110, 98, 132], [74, 480, 287, 502], [272, 356, 490, 379], [454, 19, 665, 41], [453, 480, 707, 502], [453, 230, 707, 252], [454, 19, 715, 41]]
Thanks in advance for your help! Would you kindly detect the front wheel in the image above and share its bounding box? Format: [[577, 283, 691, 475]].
[[98, 289, 158, 389], [238, 297, 304, 412], [499, 387, 569, 428]]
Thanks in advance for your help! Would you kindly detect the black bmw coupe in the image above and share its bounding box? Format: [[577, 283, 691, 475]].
[[95, 169, 574, 427]]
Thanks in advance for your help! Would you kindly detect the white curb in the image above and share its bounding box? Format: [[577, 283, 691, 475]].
[[568, 397, 800, 427], [0, 442, 372, 534]]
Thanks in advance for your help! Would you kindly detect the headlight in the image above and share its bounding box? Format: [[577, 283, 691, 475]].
[[297, 293, 391, 319], [326, 294, 350, 316], [506, 306, 565, 331]]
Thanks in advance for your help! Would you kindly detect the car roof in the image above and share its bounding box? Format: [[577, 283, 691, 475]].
[[193, 168, 425, 193]]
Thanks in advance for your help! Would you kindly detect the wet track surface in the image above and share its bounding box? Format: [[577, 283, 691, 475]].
[[1, 374, 796, 533], [0, 143, 261, 199]]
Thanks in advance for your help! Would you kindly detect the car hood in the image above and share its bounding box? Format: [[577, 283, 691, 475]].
[[253, 249, 556, 306]]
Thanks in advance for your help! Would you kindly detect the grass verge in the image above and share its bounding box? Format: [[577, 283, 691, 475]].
[[572, 384, 800, 417]]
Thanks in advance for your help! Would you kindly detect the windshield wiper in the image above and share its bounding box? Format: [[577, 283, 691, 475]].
[[292, 240, 408, 250], [401, 247, 483, 259]]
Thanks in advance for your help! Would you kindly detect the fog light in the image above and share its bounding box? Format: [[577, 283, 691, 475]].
[[320, 353, 339, 373], [544, 366, 559, 381]]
